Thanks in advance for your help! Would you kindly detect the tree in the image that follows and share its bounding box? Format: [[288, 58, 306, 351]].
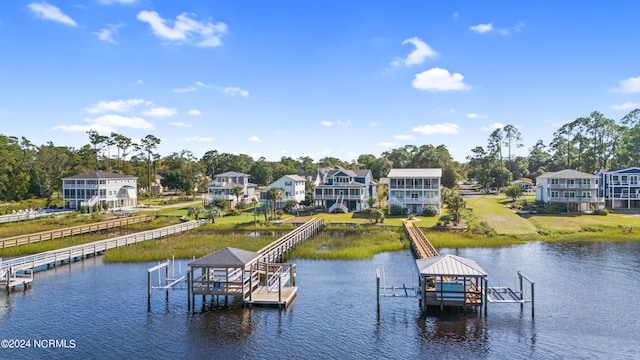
[[232, 186, 244, 206], [502, 125, 523, 173], [138, 134, 161, 199], [621, 109, 640, 167], [371, 208, 384, 223], [161, 150, 201, 195], [266, 187, 284, 218], [86, 129, 108, 170], [488, 128, 505, 189], [504, 184, 523, 202], [31, 142, 76, 206], [111, 133, 133, 173], [445, 194, 466, 225], [367, 196, 376, 209], [200, 150, 219, 179]]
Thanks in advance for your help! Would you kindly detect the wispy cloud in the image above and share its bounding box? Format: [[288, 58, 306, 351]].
[[173, 87, 196, 93], [53, 124, 115, 133], [249, 135, 261, 142], [188, 109, 202, 116], [142, 107, 178, 117], [95, 24, 123, 43], [196, 81, 210, 88], [320, 121, 332, 126], [85, 99, 145, 114], [136, 10, 227, 47], [613, 76, 640, 93], [169, 122, 193, 128], [394, 134, 416, 140], [413, 68, 470, 92], [183, 136, 215, 142], [466, 113, 488, 119], [86, 114, 154, 129], [28, 3, 77, 26], [412, 123, 460, 135], [223, 86, 249, 97], [390, 37, 437, 67], [99, 0, 136, 4], [337, 120, 351, 127], [470, 22, 524, 35], [369, 121, 378, 127], [611, 101, 640, 110], [481, 122, 505, 131]]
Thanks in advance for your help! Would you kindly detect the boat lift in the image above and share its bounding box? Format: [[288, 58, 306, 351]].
[[486, 271, 535, 317], [147, 257, 186, 310]]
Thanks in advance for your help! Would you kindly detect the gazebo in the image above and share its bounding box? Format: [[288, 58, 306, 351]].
[[416, 254, 488, 312]]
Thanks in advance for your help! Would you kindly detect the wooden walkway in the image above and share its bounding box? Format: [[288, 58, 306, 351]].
[[0, 215, 152, 249], [403, 221, 439, 259], [257, 218, 324, 264], [0, 220, 207, 274]]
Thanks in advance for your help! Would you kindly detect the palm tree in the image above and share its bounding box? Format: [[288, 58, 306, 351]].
[[446, 194, 466, 225], [266, 187, 284, 218], [232, 186, 244, 208]]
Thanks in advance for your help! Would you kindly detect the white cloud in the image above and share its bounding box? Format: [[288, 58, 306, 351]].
[[223, 86, 249, 97], [466, 113, 488, 119], [249, 135, 261, 142], [53, 124, 115, 133], [412, 123, 460, 135], [611, 101, 640, 110], [86, 99, 144, 114], [173, 87, 196, 93], [481, 122, 505, 131], [413, 68, 470, 92], [183, 136, 215, 142], [95, 24, 123, 43], [390, 37, 437, 67], [142, 107, 178, 117], [136, 10, 227, 47], [613, 76, 640, 93], [320, 121, 332, 126], [379, 142, 395, 148], [337, 120, 351, 127], [28, 3, 77, 26], [196, 81, 210, 88], [369, 121, 378, 127], [169, 122, 193, 128], [87, 114, 154, 129], [188, 109, 202, 116], [394, 134, 416, 140], [470, 23, 493, 34], [136, 79, 144, 85]]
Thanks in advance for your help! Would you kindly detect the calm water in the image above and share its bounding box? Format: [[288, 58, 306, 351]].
[[1, 241, 639, 359]]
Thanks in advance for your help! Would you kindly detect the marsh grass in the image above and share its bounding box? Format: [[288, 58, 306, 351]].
[[0, 213, 109, 238], [289, 229, 408, 260]]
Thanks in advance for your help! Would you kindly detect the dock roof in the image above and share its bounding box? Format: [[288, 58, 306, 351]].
[[188, 247, 259, 268], [416, 254, 487, 277]]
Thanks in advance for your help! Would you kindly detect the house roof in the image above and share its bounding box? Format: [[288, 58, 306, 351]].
[[538, 169, 597, 179], [63, 170, 137, 180], [603, 167, 640, 174], [282, 174, 306, 182], [387, 168, 442, 178], [188, 247, 259, 267], [215, 171, 250, 178], [511, 179, 532, 186], [416, 254, 487, 277]]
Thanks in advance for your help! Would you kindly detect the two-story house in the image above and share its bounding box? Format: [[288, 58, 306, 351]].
[[597, 167, 640, 209], [313, 167, 376, 213], [260, 174, 307, 208], [62, 171, 137, 210], [386, 168, 441, 215], [536, 169, 604, 212], [204, 171, 257, 208]]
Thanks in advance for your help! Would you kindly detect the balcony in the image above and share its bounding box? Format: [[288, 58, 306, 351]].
[[388, 184, 440, 190], [548, 196, 604, 203], [389, 196, 440, 205], [314, 194, 366, 201], [548, 183, 597, 189], [611, 193, 640, 199]]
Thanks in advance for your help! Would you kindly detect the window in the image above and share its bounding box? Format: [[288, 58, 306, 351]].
[[631, 176, 638, 185], [567, 179, 575, 186], [622, 175, 628, 183], [336, 177, 349, 184], [397, 179, 405, 187], [612, 175, 619, 183], [582, 179, 590, 185], [582, 192, 591, 198], [551, 179, 559, 185], [566, 192, 575, 198], [99, 180, 106, 184], [410, 193, 419, 199], [551, 191, 559, 198], [77, 180, 85, 185]]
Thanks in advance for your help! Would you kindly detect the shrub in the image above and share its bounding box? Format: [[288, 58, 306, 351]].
[[422, 205, 437, 217], [235, 201, 248, 210], [438, 215, 452, 226], [407, 214, 415, 220], [389, 204, 407, 216], [275, 209, 285, 219], [594, 209, 608, 216], [226, 209, 240, 216], [470, 221, 497, 236]]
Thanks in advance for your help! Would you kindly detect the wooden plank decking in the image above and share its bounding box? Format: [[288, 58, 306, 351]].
[[246, 285, 297, 307], [403, 221, 439, 259]]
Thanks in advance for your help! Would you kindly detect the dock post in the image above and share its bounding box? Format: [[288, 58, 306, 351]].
[[291, 264, 295, 286], [187, 270, 191, 311], [147, 270, 152, 308], [483, 278, 488, 316], [531, 282, 535, 318], [278, 276, 282, 304], [165, 263, 170, 302], [375, 267, 380, 310], [519, 273, 524, 311]]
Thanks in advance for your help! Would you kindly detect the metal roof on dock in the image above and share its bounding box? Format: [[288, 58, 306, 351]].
[[416, 254, 487, 277], [188, 247, 259, 267]]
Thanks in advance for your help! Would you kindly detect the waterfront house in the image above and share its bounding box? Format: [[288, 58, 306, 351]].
[[511, 178, 533, 192], [62, 171, 137, 210], [386, 168, 442, 215], [313, 167, 376, 213], [260, 174, 307, 208], [597, 167, 640, 210], [536, 169, 604, 212], [203, 171, 257, 208]]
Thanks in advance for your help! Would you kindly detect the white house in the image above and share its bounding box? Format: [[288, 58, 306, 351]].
[[387, 168, 441, 215], [536, 169, 604, 212], [62, 171, 137, 210], [204, 171, 257, 208], [260, 174, 307, 208], [511, 179, 533, 192]]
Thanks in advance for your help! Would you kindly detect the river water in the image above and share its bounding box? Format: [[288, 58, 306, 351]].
[[1, 241, 639, 359]]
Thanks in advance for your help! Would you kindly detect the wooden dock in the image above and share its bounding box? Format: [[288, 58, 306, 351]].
[[0, 214, 152, 249], [0, 220, 208, 274], [403, 221, 439, 259]]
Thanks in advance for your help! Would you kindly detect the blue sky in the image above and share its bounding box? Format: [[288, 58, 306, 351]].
[[2, 1, 640, 163]]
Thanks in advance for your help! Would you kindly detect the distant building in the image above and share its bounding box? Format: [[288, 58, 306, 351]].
[[313, 167, 377, 213], [386, 168, 442, 215], [536, 169, 604, 212], [260, 174, 307, 208], [203, 171, 257, 208], [597, 167, 640, 209], [511, 178, 533, 192], [62, 171, 137, 210]]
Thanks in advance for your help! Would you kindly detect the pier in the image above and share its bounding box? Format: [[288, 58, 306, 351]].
[[187, 218, 324, 309], [0, 220, 208, 278]]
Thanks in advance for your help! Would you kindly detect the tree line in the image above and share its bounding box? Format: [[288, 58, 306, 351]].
[[2, 108, 640, 203]]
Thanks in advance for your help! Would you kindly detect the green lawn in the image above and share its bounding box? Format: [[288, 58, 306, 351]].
[[465, 197, 538, 235]]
